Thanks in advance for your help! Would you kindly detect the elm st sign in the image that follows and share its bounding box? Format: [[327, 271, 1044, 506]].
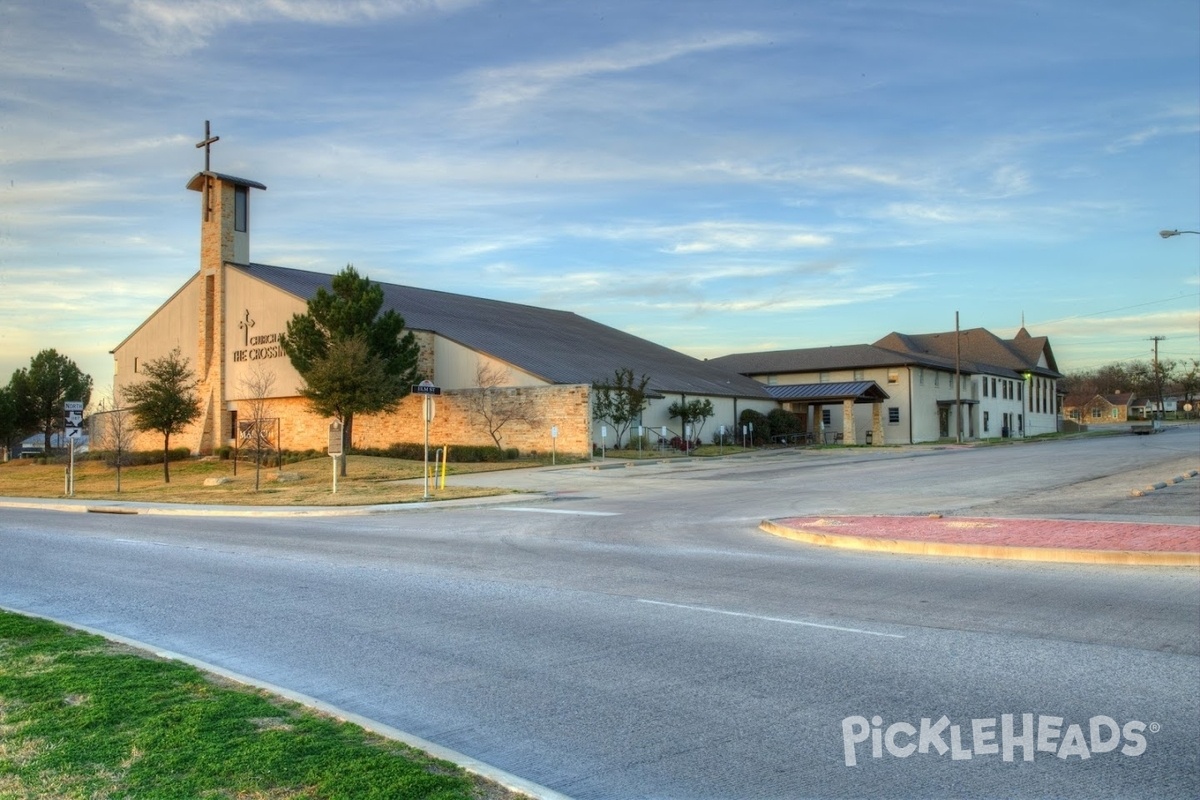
[[412, 381, 442, 396]]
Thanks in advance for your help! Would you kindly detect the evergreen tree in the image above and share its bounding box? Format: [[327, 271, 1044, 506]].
[[122, 348, 201, 483], [14, 349, 93, 453], [0, 382, 26, 456], [280, 265, 420, 474]]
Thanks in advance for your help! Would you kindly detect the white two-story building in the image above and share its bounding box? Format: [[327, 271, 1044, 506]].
[[710, 327, 1061, 445]]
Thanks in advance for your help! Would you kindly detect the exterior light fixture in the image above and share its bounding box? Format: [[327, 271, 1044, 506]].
[[1159, 229, 1200, 238]]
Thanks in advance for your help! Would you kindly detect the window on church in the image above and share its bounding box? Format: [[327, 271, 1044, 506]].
[[983, 411, 990, 432], [819, 372, 831, 383], [235, 186, 248, 232], [888, 407, 900, 424], [822, 409, 831, 425], [854, 369, 864, 381], [887, 371, 898, 384]]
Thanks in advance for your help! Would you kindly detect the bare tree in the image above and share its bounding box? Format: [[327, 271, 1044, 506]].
[[462, 362, 539, 451], [90, 387, 137, 492], [238, 366, 277, 491]]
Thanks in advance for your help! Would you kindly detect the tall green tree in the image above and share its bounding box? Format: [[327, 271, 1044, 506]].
[[14, 349, 93, 453], [280, 265, 420, 475], [592, 368, 651, 449], [122, 348, 201, 483], [0, 382, 27, 456]]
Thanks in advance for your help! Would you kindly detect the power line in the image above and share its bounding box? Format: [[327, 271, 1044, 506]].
[[1029, 292, 1200, 328]]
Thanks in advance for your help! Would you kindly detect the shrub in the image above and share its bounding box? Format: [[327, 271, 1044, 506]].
[[739, 409, 770, 445], [767, 408, 803, 439]]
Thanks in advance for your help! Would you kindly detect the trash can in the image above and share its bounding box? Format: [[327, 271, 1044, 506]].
[[1001, 426, 1009, 438], [865, 431, 873, 445]]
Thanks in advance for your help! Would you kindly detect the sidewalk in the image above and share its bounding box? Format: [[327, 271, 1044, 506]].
[[761, 515, 1200, 566]]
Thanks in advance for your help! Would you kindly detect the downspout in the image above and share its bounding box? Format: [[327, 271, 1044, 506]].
[[907, 366, 914, 444]]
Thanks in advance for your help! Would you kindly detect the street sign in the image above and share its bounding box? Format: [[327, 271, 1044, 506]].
[[64, 401, 83, 438], [412, 380, 441, 396], [327, 421, 343, 455]]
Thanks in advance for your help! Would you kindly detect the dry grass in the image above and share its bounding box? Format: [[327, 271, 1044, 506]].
[[0, 455, 531, 507]]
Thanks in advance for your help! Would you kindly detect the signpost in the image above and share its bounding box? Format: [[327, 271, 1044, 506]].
[[327, 421, 343, 493], [413, 380, 441, 499], [551, 425, 558, 465], [64, 401, 83, 496]]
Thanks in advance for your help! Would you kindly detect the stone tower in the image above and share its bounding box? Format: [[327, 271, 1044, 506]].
[[184, 166, 266, 453]]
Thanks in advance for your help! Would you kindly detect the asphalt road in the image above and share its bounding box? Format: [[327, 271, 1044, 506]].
[[1, 428, 1197, 798]]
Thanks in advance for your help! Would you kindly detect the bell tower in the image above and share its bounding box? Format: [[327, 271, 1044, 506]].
[[185, 121, 267, 453]]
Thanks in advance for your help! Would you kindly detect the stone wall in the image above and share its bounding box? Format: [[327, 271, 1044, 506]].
[[108, 383, 593, 459]]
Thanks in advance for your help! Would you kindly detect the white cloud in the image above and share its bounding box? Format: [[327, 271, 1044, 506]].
[[85, 0, 480, 51], [468, 31, 771, 110]]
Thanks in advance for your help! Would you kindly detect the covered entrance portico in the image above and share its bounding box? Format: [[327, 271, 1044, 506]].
[[765, 381, 891, 445], [936, 398, 978, 441]]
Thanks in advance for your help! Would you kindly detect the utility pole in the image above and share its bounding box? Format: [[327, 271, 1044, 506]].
[[1149, 336, 1167, 419], [955, 311, 963, 443]]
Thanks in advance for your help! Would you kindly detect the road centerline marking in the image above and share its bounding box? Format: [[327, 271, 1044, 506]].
[[499, 507, 619, 517], [637, 598, 905, 638]]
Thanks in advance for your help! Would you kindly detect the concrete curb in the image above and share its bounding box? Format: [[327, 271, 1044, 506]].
[[0, 605, 573, 800], [1129, 468, 1200, 497], [759, 519, 1200, 567], [0, 492, 540, 518]]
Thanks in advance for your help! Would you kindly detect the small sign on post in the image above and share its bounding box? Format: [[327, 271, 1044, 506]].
[[64, 401, 83, 438], [551, 425, 558, 465], [328, 421, 343, 493], [411, 380, 442, 396], [412, 381, 441, 499], [64, 401, 83, 496]]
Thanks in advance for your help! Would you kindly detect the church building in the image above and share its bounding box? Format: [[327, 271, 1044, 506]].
[[110, 151, 778, 458]]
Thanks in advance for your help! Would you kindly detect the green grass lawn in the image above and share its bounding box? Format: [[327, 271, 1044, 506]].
[[0, 610, 522, 799]]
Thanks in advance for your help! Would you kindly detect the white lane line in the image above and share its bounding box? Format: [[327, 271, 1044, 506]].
[[499, 507, 620, 517], [637, 598, 905, 639]]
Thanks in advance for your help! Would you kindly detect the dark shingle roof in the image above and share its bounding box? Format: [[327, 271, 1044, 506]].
[[708, 344, 959, 375], [874, 328, 1060, 378], [237, 262, 770, 399]]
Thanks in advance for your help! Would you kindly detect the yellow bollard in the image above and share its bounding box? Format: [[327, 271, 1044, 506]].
[[439, 446, 449, 490]]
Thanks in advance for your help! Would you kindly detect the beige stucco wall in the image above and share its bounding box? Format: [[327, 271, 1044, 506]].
[[431, 337, 549, 389], [112, 279, 202, 403], [222, 268, 309, 399]]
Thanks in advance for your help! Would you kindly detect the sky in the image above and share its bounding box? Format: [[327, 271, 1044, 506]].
[[1, 0, 1198, 392]]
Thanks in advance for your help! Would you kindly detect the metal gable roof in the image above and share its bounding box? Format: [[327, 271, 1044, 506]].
[[764, 381, 891, 403], [186, 171, 268, 192], [236, 262, 772, 399]]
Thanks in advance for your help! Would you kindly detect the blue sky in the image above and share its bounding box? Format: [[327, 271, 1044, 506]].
[[2, 0, 1198, 390]]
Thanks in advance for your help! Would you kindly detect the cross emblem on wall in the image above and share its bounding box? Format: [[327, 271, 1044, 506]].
[[239, 309, 255, 346]]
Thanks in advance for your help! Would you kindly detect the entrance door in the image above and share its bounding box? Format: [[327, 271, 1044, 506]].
[[938, 407, 950, 438]]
